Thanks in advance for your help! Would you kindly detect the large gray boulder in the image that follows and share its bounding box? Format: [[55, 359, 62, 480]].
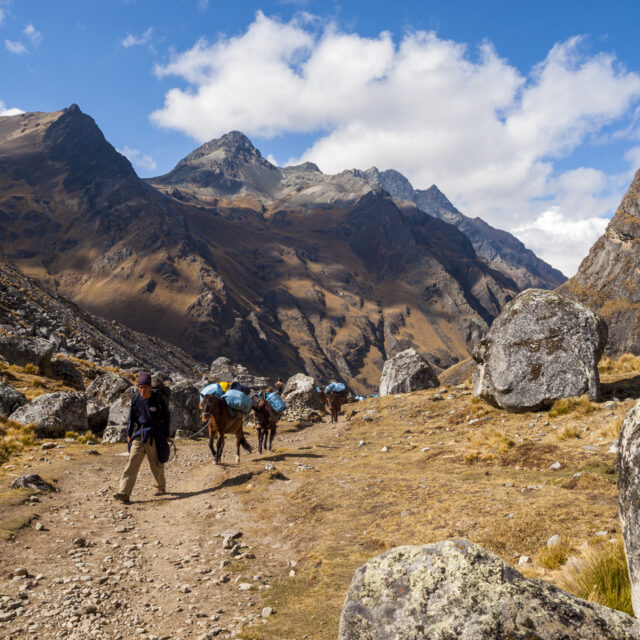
[[0, 381, 27, 418], [86, 373, 131, 431], [49, 356, 84, 390], [209, 356, 269, 391], [379, 348, 440, 396], [9, 392, 88, 437], [617, 399, 640, 616], [339, 539, 639, 640], [282, 373, 324, 411], [102, 425, 128, 443], [168, 380, 201, 435], [105, 385, 136, 427], [0, 336, 54, 374], [472, 289, 608, 411]]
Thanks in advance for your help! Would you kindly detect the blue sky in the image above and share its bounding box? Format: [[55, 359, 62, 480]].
[[2, 0, 640, 275]]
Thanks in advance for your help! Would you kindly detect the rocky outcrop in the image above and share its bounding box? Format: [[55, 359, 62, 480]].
[[473, 289, 608, 411], [617, 399, 640, 616], [49, 356, 84, 390], [85, 372, 131, 431], [10, 474, 56, 492], [168, 380, 201, 435], [106, 386, 136, 428], [378, 348, 440, 396], [8, 391, 88, 437], [0, 336, 54, 374], [559, 168, 640, 356], [209, 357, 269, 391], [339, 539, 639, 640], [0, 381, 27, 418]]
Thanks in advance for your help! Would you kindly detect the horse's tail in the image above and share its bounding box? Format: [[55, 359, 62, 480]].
[[239, 434, 252, 453]]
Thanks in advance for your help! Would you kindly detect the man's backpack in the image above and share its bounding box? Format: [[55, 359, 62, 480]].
[[152, 376, 172, 405]]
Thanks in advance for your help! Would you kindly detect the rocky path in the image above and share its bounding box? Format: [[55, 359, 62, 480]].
[[0, 422, 317, 640]]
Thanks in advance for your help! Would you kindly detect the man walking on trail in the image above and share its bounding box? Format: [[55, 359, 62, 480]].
[[274, 377, 285, 395], [114, 372, 171, 504]]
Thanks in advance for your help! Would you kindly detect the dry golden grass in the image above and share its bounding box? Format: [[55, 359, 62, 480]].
[[234, 382, 635, 640], [549, 395, 596, 418], [557, 425, 582, 440], [599, 353, 640, 376], [536, 540, 572, 569], [0, 417, 37, 464], [558, 539, 632, 615]]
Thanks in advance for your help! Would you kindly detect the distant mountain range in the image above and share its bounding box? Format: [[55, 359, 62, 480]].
[[0, 105, 570, 391]]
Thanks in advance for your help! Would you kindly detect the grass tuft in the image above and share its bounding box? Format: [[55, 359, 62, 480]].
[[536, 540, 571, 569], [549, 395, 595, 418], [558, 425, 582, 440], [0, 417, 37, 464], [558, 539, 633, 616]]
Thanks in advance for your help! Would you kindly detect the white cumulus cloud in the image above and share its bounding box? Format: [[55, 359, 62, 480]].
[[5, 38, 25, 53], [0, 99, 23, 116], [117, 145, 157, 173], [150, 13, 640, 275], [122, 27, 153, 48]]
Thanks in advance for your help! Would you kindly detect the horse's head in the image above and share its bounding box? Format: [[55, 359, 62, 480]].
[[201, 394, 218, 423]]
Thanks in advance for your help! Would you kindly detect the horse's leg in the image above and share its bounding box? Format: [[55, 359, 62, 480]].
[[208, 423, 216, 461], [217, 435, 225, 464], [257, 427, 264, 455], [268, 425, 276, 451], [235, 430, 241, 464]]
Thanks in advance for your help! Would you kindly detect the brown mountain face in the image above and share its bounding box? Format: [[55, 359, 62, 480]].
[[0, 106, 560, 392], [558, 169, 640, 356]]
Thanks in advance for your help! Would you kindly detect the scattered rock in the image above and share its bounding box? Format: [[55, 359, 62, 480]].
[[10, 474, 56, 492], [550, 462, 563, 471], [472, 289, 608, 411], [547, 534, 562, 548], [338, 539, 639, 639], [518, 555, 530, 566], [261, 607, 273, 618]]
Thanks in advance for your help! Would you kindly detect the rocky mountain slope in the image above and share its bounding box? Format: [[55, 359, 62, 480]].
[[559, 169, 640, 356], [0, 106, 562, 392], [0, 257, 203, 377]]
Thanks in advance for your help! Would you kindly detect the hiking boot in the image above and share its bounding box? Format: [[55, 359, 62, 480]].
[[153, 489, 166, 496], [114, 492, 130, 504]]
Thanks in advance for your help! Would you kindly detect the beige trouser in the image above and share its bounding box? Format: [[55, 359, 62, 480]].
[[118, 437, 166, 497]]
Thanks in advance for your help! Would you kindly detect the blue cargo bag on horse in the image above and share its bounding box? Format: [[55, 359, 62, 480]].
[[266, 391, 287, 414], [223, 389, 253, 414], [325, 382, 346, 395], [200, 382, 224, 400]]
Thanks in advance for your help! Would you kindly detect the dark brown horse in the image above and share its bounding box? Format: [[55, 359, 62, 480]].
[[326, 391, 349, 423], [200, 394, 252, 464], [252, 395, 278, 454]]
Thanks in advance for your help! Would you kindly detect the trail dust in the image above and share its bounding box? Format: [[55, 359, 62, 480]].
[[0, 373, 637, 639]]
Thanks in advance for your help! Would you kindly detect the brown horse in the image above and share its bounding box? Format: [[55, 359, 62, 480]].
[[200, 394, 252, 464], [252, 395, 278, 454], [326, 391, 349, 423]]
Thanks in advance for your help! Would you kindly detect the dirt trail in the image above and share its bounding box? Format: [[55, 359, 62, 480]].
[[0, 420, 325, 640]]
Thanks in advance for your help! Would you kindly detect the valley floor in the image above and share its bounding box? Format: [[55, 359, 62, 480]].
[[0, 376, 637, 640]]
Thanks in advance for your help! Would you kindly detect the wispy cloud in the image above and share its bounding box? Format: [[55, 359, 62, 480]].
[[5, 38, 26, 54], [23, 23, 41, 46], [0, 9, 5, 27], [117, 145, 157, 173], [151, 13, 640, 275], [121, 27, 152, 48]]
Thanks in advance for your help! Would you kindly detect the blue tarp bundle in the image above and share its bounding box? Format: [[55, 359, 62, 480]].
[[200, 382, 224, 399], [324, 382, 346, 394], [223, 389, 253, 413], [266, 391, 287, 413]]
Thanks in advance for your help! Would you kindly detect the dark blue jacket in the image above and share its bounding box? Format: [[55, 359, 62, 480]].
[[127, 390, 170, 450]]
